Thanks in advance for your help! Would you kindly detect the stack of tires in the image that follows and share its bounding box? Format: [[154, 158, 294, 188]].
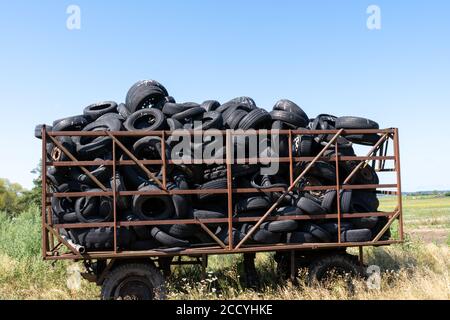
[[35, 79, 390, 252]]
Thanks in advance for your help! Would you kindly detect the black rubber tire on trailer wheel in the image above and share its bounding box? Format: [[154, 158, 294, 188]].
[[101, 263, 166, 300], [307, 253, 365, 287]]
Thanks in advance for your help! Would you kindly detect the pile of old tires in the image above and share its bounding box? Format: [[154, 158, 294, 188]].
[[35, 79, 390, 252]]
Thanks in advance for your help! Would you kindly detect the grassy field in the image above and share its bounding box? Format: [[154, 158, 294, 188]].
[[0, 195, 449, 300]]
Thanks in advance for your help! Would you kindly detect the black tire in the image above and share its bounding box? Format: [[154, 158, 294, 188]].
[[238, 109, 272, 130], [335, 116, 379, 130], [286, 231, 317, 243], [151, 227, 190, 247], [126, 81, 167, 113], [124, 109, 166, 131], [83, 101, 118, 120], [307, 161, 337, 182], [197, 178, 228, 201], [193, 210, 226, 220], [307, 253, 364, 286], [133, 185, 174, 220], [351, 165, 379, 185], [160, 224, 198, 239], [216, 226, 246, 246], [270, 110, 308, 128], [166, 118, 183, 131], [341, 229, 372, 242], [53, 115, 90, 132], [171, 106, 205, 123], [201, 100, 221, 111], [276, 206, 303, 216], [75, 189, 114, 223], [321, 190, 337, 213], [320, 222, 353, 235], [68, 227, 133, 251], [252, 228, 282, 244], [260, 220, 298, 233], [293, 135, 315, 157], [51, 182, 88, 218], [96, 112, 125, 123], [340, 190, 353, 213], [344, 134, 381, 146], [162, 102, 199, 116], [351, 190, 379, 212], [101, 263, 166, 300], [273, 99, 308, 122], [226, 109, 248, 129], [297, 197, 327, 215], [235, 196, 270, 213], [350, 216, 379, 229], [73, 118, 121, 158], [70, 154, 112, 186], [194, 111, 222, 130], [117, 103, 131, 119], [299, 222, 331, 242]]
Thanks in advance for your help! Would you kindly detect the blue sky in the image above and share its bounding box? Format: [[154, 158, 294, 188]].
[[0, 0, 449, 191]]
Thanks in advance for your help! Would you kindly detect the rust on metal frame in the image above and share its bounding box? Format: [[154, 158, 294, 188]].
[[41, 127, 403, 260]]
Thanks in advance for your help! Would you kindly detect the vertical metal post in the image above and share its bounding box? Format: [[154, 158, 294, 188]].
[[290, 250, 296, 281], [335, 142, 342, 243], [161, 132, 167, 189], [358, 246, 364, 266], [112, 138, 118, 253], [226, 130, 233, 249], [288, 130, 294, 185], [393, 129, 404, 241], [201, 254, 207, 280], [41, 126, 49, 258]]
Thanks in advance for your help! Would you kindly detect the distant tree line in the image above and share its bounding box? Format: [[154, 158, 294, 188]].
[[0, 163, 41, 216]]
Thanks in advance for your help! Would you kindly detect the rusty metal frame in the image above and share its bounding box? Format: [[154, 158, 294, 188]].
[[41, 126, 403, 260]]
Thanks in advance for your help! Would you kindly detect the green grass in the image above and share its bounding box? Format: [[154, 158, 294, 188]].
[[0, 196, 449, 300]]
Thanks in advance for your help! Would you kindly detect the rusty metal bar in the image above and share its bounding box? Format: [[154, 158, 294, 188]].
[[44, 224, 82, 258], [393, 129, 404, 241], [48, 155, 395, 167], [45, 240, 402, 261], [106, 132, 165, 190], [47, 135, 108, 191], [196, 219, 227, 249], [234, 129, 345, 249], [161, 132, 167, 189], [112, 140, 118, 253], [53, 211, 398, 229], [50, 183, 398, 199], [288, 130, 294, 185], [226, 130, 233, 250], [335, 143, 342, 243], [41, 126, 49, 258], [48, 128, 394, 137]]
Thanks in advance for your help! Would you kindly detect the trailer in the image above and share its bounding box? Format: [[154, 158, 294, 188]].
[[40, 127, 403, 299]]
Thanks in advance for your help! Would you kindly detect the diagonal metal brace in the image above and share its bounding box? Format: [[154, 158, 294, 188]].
[[44, 224, 83, 258], [196, 218, 227, 249], [234, 129, 345, 249], [106, 132, 165, 190], [372, 210, 400, 242], [47, 133, 108, 191]]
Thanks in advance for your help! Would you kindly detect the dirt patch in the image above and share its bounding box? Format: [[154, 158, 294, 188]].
[[408, 228, 449, 244]]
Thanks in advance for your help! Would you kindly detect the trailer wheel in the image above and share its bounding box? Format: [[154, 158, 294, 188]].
[[307, 253, 364, 288], [101, 263, 166, 300]]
